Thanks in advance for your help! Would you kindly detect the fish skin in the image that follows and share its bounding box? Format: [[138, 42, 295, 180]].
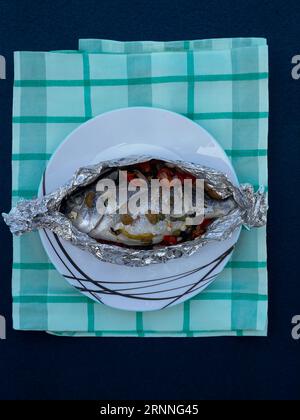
[[204, 196, 236, 218]]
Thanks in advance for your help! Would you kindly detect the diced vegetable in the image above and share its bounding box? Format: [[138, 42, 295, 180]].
[[201, 218, 213, 229], [85, 191, 95, 208], [175, 171, 196, 185], [157, 167, 174, 181], [120, 229, 154, 243], [192, 225, 205, 239], [146, 213, 160, 225], [121, 214, 134, 225], [136, 161, 152, 173], [191, 218, 213, 239], [163, 235, 178, 245], [127, 172, 137, 182], [170, 215, 186, 222]]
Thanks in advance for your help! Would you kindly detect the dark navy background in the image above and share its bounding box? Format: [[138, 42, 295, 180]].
[[0, 0, 299, 400]]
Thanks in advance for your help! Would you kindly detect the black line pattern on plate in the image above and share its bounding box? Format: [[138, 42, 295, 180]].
[[42, 172, 104, 303], [74, 275, 217, 297], [43, 229, 103, 304], [63, 248, 232, 294], [162, 247, 233, 309], [42, 172, 234, 306], [62, 253, 228, 286]]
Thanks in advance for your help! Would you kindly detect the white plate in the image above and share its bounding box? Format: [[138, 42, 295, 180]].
[[39, 107, 241, 312]]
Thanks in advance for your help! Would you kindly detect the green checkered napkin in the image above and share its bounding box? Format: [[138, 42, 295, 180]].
[[12, 38, 268, 337]]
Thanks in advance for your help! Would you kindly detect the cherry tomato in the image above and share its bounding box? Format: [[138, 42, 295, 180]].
[[191, 219, 213, 239], [127, 172, 137, 182], [157, 167, 174, 181], [163, 235, 178, 245], [176, 171, 196, 185], [201, 218, 213, 229], [192, 225, 205, 239], [137, 161, 152, 173]]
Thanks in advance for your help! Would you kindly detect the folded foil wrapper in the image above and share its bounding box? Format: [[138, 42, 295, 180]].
[[3, 156, 268, 267]]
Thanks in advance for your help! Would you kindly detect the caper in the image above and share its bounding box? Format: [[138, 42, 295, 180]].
[[170, 215, 186, 222], [146, 213, 159, 225], [85, 191, 95, 208], [121, 214, 134, 225]]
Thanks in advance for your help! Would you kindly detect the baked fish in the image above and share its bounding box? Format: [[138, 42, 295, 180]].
[[61, 160, 236, 247]]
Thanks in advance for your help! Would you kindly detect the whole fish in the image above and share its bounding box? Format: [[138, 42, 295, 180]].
[[62, 164, 236, 247]]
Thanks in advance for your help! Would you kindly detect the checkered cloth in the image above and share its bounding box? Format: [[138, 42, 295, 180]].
[[11, 38, 268, 336]]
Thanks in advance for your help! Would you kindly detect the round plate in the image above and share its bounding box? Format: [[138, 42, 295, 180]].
[[39, 107, 241, 312]]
